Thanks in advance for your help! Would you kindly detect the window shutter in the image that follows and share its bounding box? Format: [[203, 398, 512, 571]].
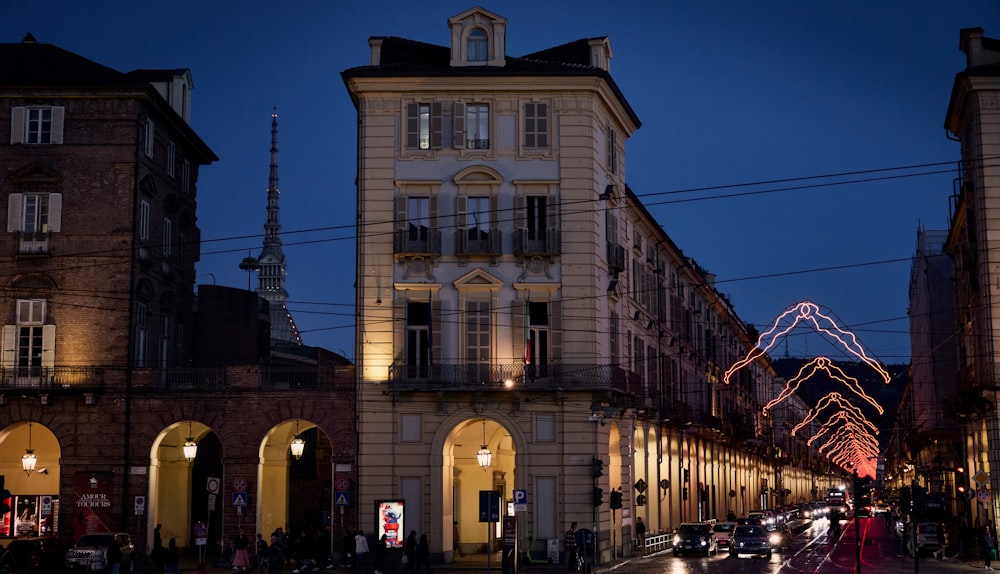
[[430, 103, 443, 148], [490, 194, 499, 229], [550, 300, 561, 361], [7, 193, 22, 232], [392, 300, 404, 364], [48, 193, 62, 232], [512, 298, 525, 362], [41, 325, 55, 368], [395, 196, 407, 230], [9, 107, 24, 144], [406, 103, 418, 149], [431, 300, 442, 365], [456, 195, 467, 228], [547, 194, 557, 229], [1, 325, 15, 368], [429, 195, 438, 226], [453, 102, 466, 148], [514, 195, 526, 230], [51, 106, 65, 144]]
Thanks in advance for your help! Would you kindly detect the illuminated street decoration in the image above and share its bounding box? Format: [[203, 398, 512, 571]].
[[806, 413, 877, 447], [723, 301, 891, 385], [790, 392, 880, 436], [763, 357, 885, 415]]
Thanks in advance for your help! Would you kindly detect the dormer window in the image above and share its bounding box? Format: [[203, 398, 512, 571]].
[[468, 28, 488, 62]]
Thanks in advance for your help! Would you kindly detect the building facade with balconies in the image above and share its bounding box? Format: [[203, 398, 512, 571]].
[[344, 7, 810, 564]]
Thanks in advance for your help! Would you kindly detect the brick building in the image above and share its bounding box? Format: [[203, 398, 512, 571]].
[[0, 34, 357, 561]]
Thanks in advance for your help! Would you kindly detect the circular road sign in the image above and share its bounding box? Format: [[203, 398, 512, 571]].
[[336, 478, 350, 491], [233, 477, 248, 493]]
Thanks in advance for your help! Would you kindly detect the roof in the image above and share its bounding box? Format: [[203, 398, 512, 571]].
[[342, 35, 640, 129]]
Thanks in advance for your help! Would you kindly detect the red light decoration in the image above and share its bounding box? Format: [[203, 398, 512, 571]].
[[764, 357, 885, 415], [790, 392, 880, 436], [723, 301, 890, 386]]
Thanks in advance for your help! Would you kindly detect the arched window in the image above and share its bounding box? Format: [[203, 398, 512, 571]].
[[467, 28, 488, 62]]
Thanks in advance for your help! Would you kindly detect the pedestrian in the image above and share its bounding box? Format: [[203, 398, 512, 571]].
[[355, 529, 370, 573], [984, 525, 996, 570], [268, 535, 284, 574], [416, 534, 432, 574], [106, 538, 123, 574], [341, 531, 355, 569], [564, 522, 578, 571], [374, 534, 387, 574], [635, 517, 646, 550], [152, 523, 165, 574], [453, 521, 462, 557], [233, 528, 251, 571], [727, 509, 737, 522], [933, 523, 946, 559], [403, 531, 417, 574], [256, 533, 269, 573], [165, 538, 180, 574]]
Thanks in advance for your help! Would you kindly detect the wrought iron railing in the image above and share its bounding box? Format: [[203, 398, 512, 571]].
[[0, 366, 104, 391], [387, 362, 643, 394]]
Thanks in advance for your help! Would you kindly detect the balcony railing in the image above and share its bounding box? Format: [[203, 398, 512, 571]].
[[17, 231, 49, 255], [513, 228, 561, 256], [455, 229, 502, 256], [393, 229, 442, 256], [387, 362, 643, 394], [0, 366, 104, 392]]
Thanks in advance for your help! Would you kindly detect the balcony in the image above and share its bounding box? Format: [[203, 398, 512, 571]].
[[394, 229, 441, 257], [513, 228, 561, 257], [387, 362, 643, 395], [0, 366, 104, 393], [17, 231, 49, 255], [455, 229, 502, 257]]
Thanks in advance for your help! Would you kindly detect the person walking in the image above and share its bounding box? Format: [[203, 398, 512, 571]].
[[403, 531, 417, 574], [355, 530, 370, 573], [635, 517, 646, 551], [256, 533, 269, 573], [152, 523, 165, 574], [233, 528, 251, 571], [106, 538, 123, 574], [165, 538, 181, 574], [984, 525, 996, 570], [565, 522, 578, 571], [416, 534, 432, 574], [268, 535, 284, 574], [373, 534, 387, 574]]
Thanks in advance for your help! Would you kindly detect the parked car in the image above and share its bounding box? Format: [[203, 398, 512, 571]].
[[916, 522, 946, 555], [712, 521, 737, 549], [672, 522, 718, 556], [747, 509, 776, 525], [65, 532, 135, 573], [6, 536, 68, 573], [873, 503, 891, 516], [766, 522, 794, 552], [730, 524, 772, 558]]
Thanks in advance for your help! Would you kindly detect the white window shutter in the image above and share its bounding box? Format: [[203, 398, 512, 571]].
[[41, 325, 55, 368], [395, 196, 407, 230], [7, 193, 22, 232], [10, 107, 24, 144], [51, 106, 65, 144], [49, 193, 62, 232], [1, 325, 15, 368]]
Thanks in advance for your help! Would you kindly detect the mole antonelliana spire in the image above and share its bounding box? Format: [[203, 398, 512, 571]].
[[256, 109, 302, 345]]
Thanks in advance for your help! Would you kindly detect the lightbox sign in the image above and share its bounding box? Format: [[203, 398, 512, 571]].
[[376, 500, 405, 548]]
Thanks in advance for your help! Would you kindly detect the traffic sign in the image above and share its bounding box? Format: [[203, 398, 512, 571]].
[[334, 491, 350, 507], [134, 496, 145, 515], [233, 477, 247, 493], [232, 492, 248, 507], [336, 478, 350, 491], [479, 490, 500, 522], [975, 469, 990, 487], [978, 487, 991, 502], [206, 477, 220, 494], [513, 489, 527, 512]]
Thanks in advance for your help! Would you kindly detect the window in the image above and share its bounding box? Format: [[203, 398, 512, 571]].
[[15, 299, 45, 374], [524, 103, 548, 148], [610, 311, 619, 364], [607, 124, 617, 174], [466, 301, 491, 368], [166, 141, 176, 177], [527, 302, 550, 372], [181, 160, 190, 194], [467, 28, 488, 62], [406, 103, 442, 150], [466, 196, 490, 243], [138, 200, 150, 259], [526, 196, 548, 241], [162, 218, 172, 272], [21, 194, 49, 235], [407, 197, 429, 242], [406, 302, 431, 378], [135, 302, 148, 367], [144, 119, 154, 158], [159, 316, 173, 369], [10, 106, 64, 145], [466, 104, 490, 149]]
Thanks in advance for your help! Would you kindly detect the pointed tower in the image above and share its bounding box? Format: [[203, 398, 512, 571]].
[[257, 109, 302, 345]]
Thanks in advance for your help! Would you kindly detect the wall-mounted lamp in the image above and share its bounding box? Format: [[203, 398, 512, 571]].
[[476, 419, 492, 469], [183, 421, 198, 462], [290, 419, 305, 460], [22, 421, 37, 475]]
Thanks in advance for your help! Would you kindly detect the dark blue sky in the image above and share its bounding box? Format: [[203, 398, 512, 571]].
[[4, 1, 997, 364]]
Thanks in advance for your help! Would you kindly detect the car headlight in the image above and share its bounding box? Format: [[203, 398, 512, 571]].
[[769, 533, 781, 545], [673, 535, 680, 546], [699, 536, 707, 546]]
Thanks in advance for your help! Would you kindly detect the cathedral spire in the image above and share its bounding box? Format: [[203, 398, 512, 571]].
[[257, 109, 302, 345]]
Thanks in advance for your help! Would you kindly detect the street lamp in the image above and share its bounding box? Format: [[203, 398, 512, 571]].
[[22, 421, 36, 475], [477, 419, 492, 469], [183, 421, 198, 462], [290, 420, 305, 460]]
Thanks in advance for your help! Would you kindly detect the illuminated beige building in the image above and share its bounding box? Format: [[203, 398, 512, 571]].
[[342, 7, 819, 564]]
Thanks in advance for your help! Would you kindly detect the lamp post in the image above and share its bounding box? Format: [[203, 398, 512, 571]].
[[477, 419, 492, 469], [183, 421, 198, 462], [22, 421, 36, 475], [290, 420, 305, 460]]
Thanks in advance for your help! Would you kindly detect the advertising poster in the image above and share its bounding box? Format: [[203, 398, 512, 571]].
[[376, 500, 405, 548], [73, 471, 113, 542]]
